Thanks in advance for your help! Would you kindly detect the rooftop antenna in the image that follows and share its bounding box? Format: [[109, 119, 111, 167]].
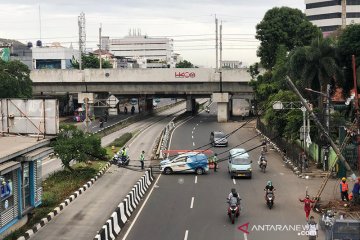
[[39, 5, 42, 40]]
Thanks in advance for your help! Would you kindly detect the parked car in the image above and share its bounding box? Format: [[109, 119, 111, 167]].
[[159, 152, 209, 175], [210, 131, 228, 147], [228, 148, 252, 178]]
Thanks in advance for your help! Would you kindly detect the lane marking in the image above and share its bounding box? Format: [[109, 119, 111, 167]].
[[167, 116, 193, 158], [192, 131, 194, 135], [190, 197, 194, 209], [195, 176, 197, 184], [193, 142, 195, 147], [244, 233, 248, 240], [196, 123, 199, 126], [184, 230, 189, 240], [122, 174, 162, 240], [233, 178, 236, 185], [192, 135, 194, 139]]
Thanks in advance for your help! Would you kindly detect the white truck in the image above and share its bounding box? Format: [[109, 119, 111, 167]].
[[232, 99, 250, 118]]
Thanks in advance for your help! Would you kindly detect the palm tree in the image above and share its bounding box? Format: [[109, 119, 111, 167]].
[[289, 37, 343, 109]]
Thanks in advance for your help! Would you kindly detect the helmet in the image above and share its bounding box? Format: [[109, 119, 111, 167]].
[[342, 177, 346, 181], [267, 181, 272, 186]]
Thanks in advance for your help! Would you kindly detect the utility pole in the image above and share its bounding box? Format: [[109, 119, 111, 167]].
[[78, 12, 86, 70], [219, 21, 223, 93], [341, 0, 347, 29], [99, 23, 102, 69], [215, 16, 218, 70], [352, 55, 360, 173], [287, 76, 357, 180], [85, 97, 90, 133]]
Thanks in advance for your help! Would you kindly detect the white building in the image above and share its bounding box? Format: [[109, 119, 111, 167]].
[[103, 33, 178, 68], [305, 0, 360, 35], [32, 42, 79, 69]]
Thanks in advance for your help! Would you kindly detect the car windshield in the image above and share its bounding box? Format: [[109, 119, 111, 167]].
[[232, 157, 251, 165], [214, 133, 225, 138]]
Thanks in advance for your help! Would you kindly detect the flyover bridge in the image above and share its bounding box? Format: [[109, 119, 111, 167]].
[[30, 68, 254, 122]]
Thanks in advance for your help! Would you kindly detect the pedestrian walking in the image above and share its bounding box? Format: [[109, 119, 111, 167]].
[[299, 195, 315, 221], [340, 177, 349, 201], [140, 150, 145, 170], [213, 153, 218, 172], [306, 216, 318, 240], [351, 177, 360, 205], [99, 117, 104, 128]]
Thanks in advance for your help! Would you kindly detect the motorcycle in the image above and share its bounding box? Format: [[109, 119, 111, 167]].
[[112, 154, 130, 167], [205, 106, 210, 113], [227, 198, 240, 224], [265, 190, 275, 209], [258, 157, 267, 173]]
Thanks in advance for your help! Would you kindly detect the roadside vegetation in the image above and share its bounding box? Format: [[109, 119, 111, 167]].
[[4, 161, 107, 240], [251, 6, 360, 144]]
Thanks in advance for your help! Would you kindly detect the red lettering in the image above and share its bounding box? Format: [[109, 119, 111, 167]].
[[175, 72, 196, 78]]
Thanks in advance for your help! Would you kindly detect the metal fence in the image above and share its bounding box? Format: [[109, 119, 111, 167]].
[[257, 118, 305, 170]]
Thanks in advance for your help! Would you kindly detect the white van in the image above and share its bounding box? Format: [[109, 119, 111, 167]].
[[228, 148, 252, 178]]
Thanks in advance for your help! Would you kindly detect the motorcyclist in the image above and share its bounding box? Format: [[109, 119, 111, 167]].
[[228, 188, 241, 206], [258, 154, 267, 167], [264, 181, 275, 200]]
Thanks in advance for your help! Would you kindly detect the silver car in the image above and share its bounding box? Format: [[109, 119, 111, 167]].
[[210, 131, 228, 147]]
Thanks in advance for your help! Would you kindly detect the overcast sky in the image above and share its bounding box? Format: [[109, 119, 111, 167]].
[[0, 0, 304, 67]]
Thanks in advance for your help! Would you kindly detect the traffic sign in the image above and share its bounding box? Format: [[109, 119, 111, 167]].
[[106, 95, 119, 107]]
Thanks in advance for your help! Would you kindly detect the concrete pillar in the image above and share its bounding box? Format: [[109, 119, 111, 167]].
[[212, 92, 230, 122], [145, 99, 153, 112], [186, 96, 196, 113]]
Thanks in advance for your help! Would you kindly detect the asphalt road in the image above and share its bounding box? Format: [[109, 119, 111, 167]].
[[29, 99, 194, 240], [119, 104, 337, 240]]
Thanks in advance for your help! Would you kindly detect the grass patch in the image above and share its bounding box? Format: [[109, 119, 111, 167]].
[[105, 132, 133, 158], [3, 161, 107, 240]]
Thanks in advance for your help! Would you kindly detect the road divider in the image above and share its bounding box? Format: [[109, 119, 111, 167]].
[[93, 168, 155, 240]]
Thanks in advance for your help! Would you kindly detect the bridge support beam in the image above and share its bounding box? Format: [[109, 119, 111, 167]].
[[212, 92, 230, 122], [186, 96, 196, 113]]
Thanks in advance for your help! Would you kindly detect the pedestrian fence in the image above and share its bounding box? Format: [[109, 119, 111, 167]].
[[93, 168, 155, 240], [257, 119, 310, 174]]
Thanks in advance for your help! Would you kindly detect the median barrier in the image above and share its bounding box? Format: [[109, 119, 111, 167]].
[[93, 168, 155, 240]]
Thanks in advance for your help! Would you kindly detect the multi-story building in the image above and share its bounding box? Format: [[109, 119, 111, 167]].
[[32, 42, 79, 69], [103, 32, 178, 68], [92, 49, 117, 68], [305, 0, 360, 35]]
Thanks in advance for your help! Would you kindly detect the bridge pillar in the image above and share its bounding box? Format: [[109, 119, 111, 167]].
[[145, 98, 153, 112], [186, 96, 196, 113], [212, 93, 229, 122]]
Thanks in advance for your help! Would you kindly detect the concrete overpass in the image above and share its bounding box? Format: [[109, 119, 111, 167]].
[[30, 68, 254, 122]]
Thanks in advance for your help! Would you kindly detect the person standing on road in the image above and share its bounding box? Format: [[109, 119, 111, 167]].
[[213, 153, 218, 172], [306, 216, 318, 240], [351, 177, 360, 204], [299, 195, 315, 221], [140, 150, 145, 170], [340, 177, 349, 201]]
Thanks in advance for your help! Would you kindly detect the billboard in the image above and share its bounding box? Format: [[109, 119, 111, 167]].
[[0, 48, 10, 62], [0, 99, 59, 135]]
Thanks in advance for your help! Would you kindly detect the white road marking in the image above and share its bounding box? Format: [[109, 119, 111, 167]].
[[184, 230, 189, 240], [196, 123, 199, 126], [193, 142, 195, 147], [244, 233, 248, 240], [167, 116, 193, 158], [233, 178, 236, 185], [190, 197, 194, 209], [192, 131, 194, 135], [195, 176, 197, 184], [193, 127, 196, 130], [280, 172, 285, 175], [122, 174, 162, 240], [192, 135, 194, 139]]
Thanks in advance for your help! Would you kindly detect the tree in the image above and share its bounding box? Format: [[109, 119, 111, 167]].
[[0, 60, 32, 98], [176, 60, 195, 68], [256, 7, 321, 70], [72, 54, 113, 69], [337, 24, 360, 93], [289, 37, 343, 108], [53, 124, 107, 171]]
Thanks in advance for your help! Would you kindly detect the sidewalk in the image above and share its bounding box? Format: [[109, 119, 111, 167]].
[[29, 103, 186, 240]]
